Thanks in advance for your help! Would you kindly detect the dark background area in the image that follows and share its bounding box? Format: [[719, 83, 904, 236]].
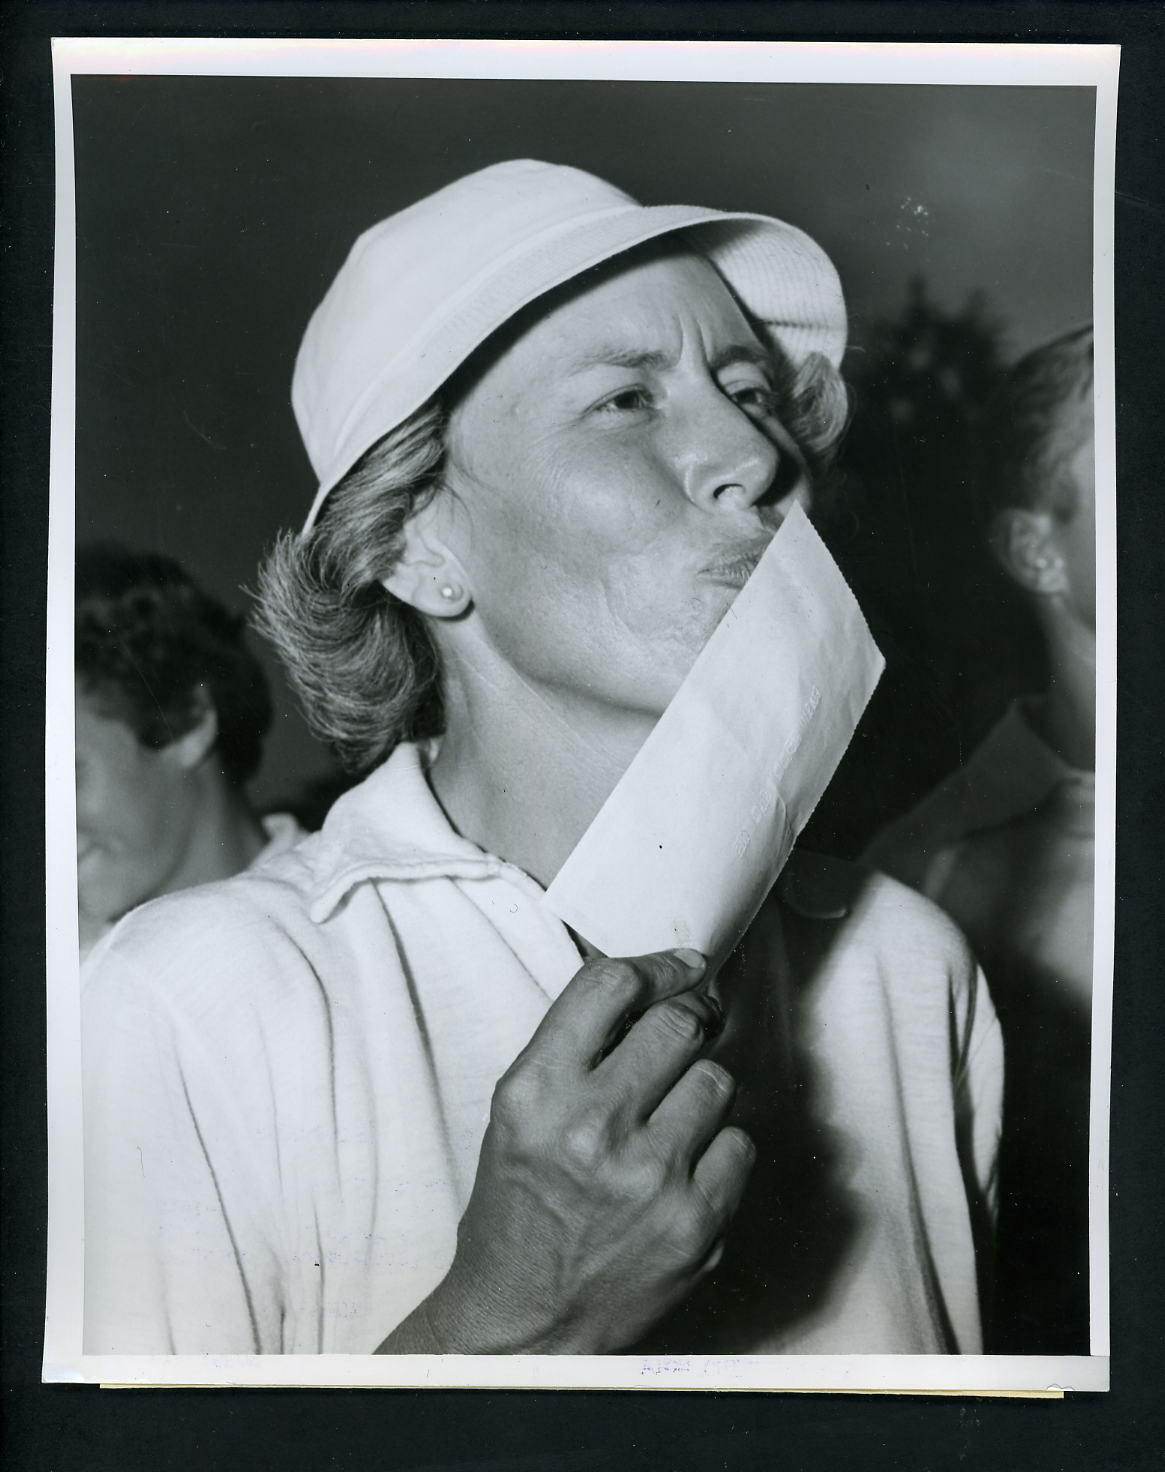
[[4, 4, 1164, 1471], [71, 74, 1093, 832]]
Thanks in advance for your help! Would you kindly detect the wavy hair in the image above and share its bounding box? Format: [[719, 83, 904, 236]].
[[254, 400, 449, 773]]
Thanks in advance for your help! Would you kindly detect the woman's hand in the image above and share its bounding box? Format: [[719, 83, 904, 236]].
[[377, 947, 754, 1354]]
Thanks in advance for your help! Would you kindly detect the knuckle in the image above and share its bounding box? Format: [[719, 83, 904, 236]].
[[674, 1131, 756, 1250], [650, 998, 706, 1046], [560, 1113, 609, 1172], [490, 1064, 540, 1124], [584, 958, 637, 1005], [670, 1192, 720, 1259], [620, 1150, 670, 1203]]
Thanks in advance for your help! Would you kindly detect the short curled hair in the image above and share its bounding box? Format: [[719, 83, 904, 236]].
[[257, 275, 850, 775], [986, 324, 1094, 521], [255, 399, 449, 774], [76, 543, 273, 784]]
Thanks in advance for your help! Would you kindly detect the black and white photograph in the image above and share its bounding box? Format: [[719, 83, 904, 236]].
[[44, 38, 1117, 1392]]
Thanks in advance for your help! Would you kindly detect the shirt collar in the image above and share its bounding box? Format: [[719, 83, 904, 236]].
[[306, 742, 505, 922], [957, 698, 1094, 834], [305, 741, 852, 929]]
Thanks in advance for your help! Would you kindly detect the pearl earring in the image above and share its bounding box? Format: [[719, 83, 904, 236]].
[[439, 584, 459, 601]]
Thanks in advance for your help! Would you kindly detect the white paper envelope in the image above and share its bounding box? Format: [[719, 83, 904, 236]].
[[544, 503, 884, 963]]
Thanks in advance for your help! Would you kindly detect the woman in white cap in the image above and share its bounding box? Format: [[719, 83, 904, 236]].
[[83, 161, 1002, 1357]]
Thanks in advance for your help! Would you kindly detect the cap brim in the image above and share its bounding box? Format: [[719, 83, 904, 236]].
[[301, 204, 843, 533]]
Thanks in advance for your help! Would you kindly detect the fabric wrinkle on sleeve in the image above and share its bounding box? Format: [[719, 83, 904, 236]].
[[82, 899, 289, 1355], [880, 870, 1002, 1239], [950, 950, 1005, 1336], [954, 961, 1004, 1222], [851, 868, 1003, 1349]]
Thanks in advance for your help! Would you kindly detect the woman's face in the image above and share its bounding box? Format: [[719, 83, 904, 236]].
[[435, 247, 811, 722]]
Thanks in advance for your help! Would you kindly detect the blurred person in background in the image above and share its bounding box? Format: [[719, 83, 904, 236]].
[[866, 325, 1096, 1351], [75, 544, 304, 962]]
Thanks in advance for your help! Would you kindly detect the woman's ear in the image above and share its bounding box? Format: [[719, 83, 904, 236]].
[[381, 498, 471, 617], [989, 508, 1069, 598], [164, 691, 220, 772]]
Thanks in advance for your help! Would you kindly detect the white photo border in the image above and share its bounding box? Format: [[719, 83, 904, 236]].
[[45, 35, 1119, 1394]]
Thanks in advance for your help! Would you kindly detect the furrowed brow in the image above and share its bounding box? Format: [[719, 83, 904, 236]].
[[565, 346, 673, 376], [564, 340, 773, 377]]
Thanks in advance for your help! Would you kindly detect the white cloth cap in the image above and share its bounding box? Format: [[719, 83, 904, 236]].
[[293, 159, 848, 531]]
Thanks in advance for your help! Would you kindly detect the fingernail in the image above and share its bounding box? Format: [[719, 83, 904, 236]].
[[703, 993, 725, 1037], [674, 948, 707, 973]]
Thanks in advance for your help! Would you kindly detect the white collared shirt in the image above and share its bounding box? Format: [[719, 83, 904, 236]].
[[83, 743, 1002, 1356]]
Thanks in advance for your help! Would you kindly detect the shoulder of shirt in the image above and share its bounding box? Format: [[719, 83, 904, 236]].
[[780, 848, 978, 975], [778, 852, 988, 1055], [81, 842, 341, 1015]]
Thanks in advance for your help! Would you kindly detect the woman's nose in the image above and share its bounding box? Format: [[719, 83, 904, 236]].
[[676, 389, 783, 513]]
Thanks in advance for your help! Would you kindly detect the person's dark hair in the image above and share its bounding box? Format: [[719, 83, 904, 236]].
[[257, 250, 850, 776], [986, 324, 1094, 521], [76, 544, 273, 784]]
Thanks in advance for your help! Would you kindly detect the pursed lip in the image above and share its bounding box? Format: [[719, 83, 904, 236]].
[[698, 537, 774, 588]]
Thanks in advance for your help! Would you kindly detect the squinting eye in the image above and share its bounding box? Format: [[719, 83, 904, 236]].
[[594, 387, 652, 415]]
